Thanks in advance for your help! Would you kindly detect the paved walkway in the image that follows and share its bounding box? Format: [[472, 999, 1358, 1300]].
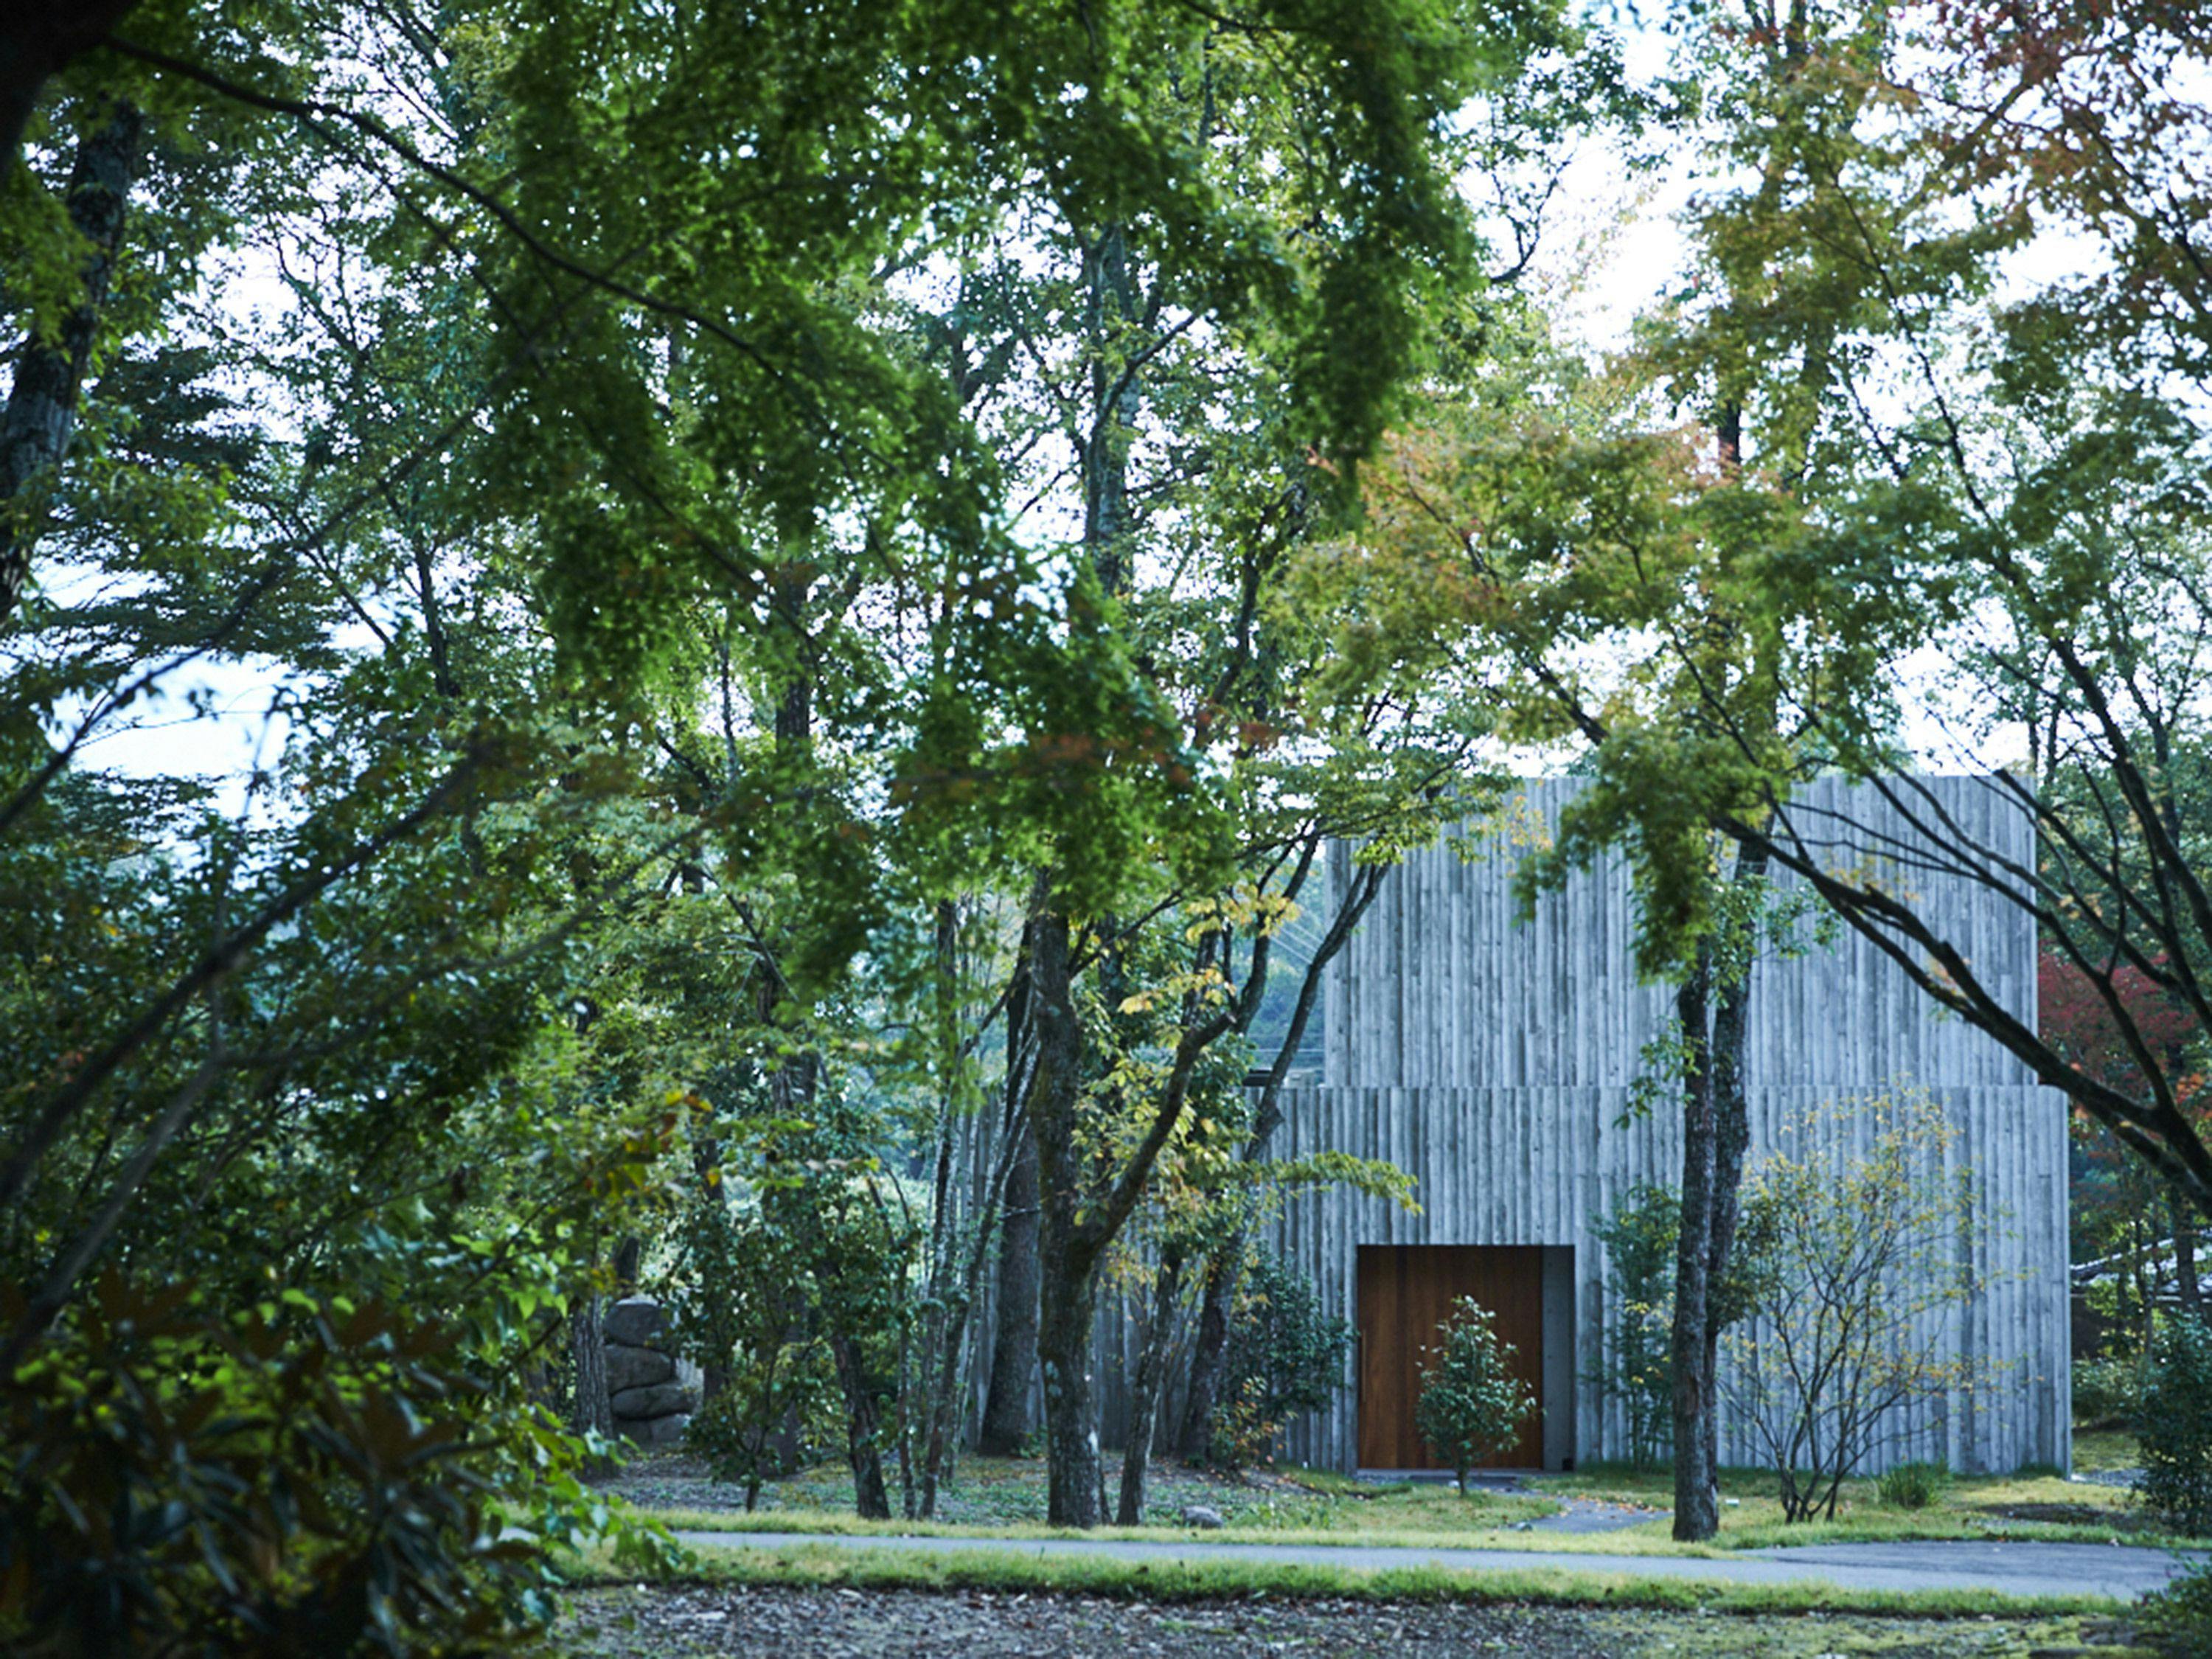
[[679, 1528, 2201, 1602], [1526, 1494, 1669, 1534]]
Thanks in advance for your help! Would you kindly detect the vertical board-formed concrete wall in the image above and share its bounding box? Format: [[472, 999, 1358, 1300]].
[[1223, 775, 2069, 1474]]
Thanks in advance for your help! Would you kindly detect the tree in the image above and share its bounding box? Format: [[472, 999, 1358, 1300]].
[[0, 0, 1576, 1639], [1414, 1296, 1537, 1494], [1494, 1, 2212, 1239], [1723, 1090, 1983, 1524], [1206, 1248, 1355, 1472], [1590, 1183, 1680, 1470], [1293, 0, 2096, 1534], [2139, 1313, 2212, 1537], [907, 1, 1585, 1525]]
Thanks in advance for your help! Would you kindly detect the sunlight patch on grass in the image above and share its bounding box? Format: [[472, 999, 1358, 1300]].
[[2071, 1429, 2142, 1475]]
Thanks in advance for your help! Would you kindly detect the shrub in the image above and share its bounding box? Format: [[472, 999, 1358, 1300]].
[[0, 1271, 675, 1657], [2139, 1313, 2212, 1535], [1589, 1183, 1678, 1470], [1722, 1089, 1988, 1523], [2072, 1353, 2143, 1428], [684, 1355, 838, 1498], [670, 1200, 838, 1508], [1875, 1458, 1951, 1509], [2138, 1555, 2212, 1653], [1413, 1296, 1537, 1494], [1206, 1251, 1351, 1470], [1203, 1374, 1283, 1473]]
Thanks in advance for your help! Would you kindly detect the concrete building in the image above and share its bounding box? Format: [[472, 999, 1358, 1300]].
[[1106, 775, 2071, 1475]]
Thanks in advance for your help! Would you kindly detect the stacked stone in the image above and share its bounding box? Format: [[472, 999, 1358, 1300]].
[[602, 1296, 695, 1445]]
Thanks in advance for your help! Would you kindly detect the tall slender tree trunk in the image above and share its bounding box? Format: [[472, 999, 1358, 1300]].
[[1116, 1247, 1184, 1523], [979, 1141, 1041, 1453], [754, 570, 897, 1517], [1177, 1248, 1237, 1460], [1669, 950, 1719, 1541], [978, 940, 1039, 1454], [1701, 843, 1765, 1485], [1, 97, 143, 629], [982, 956, 1040, 1460], [1014, 222, 1136, 1518], [2175, 1204, 2202, 1312], [1025, 899, 1107, 1526], [569, 1292, 613, 1475], [1177, 858, 1388, 1460]]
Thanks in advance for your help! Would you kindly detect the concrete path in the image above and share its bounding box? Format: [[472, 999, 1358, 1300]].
[[1526, 1495, 1669, 1534], [678, 1528, 2202, 1602]]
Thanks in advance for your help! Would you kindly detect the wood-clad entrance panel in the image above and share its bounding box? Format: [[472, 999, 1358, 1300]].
[[1357, 1245, 1545, 1470]]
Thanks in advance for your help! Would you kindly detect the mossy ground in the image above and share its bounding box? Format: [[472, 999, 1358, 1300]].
[[607, 1430, 2190, 1556]]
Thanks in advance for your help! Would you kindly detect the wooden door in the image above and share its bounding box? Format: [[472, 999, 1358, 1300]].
[[1356, 1245, 1545, 1470]]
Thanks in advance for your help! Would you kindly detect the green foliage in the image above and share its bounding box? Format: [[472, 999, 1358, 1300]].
[[2138, 1314, 2212, 1537], [0, 1271, 675, 1657], [1413, 1295, 1537, 1494], [1724, 1090, 1986, 1524], [670, 1200, 838, 1509], [1205, 1252, 1352, 1470], [2072, 1354, 2145, 1430], [1874, 1459, 1952, 1511], [676, 1089, 928, 1517], [1589, 1182, 1678, 1470], [684, 1376, 835, 1508], [2138, 1554, 2212, 1655]]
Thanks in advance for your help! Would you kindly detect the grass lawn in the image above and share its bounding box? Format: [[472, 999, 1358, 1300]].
[[558, 1536, 2126, 1619], [2075, 1427, 2143, 1474], [566, 1437, 2184, 1652], [1532, 1453, 2180, 1551], [611, 1450, 1575, 1549], [603, 1430, 2194, 1557]]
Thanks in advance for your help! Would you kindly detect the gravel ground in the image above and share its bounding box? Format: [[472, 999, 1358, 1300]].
[[554, 1584, 2149, 1657]]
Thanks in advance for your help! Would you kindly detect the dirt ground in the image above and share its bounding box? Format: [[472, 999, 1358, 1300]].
[[554, 1583, 2154, 1658]]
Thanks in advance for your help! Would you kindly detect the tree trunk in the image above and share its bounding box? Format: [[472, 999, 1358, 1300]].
[[918, 1298, 967, 1517], [1019, 218, 1147, 1523], [2176, 1204, 2202, 1312], [1026, 900, 1106, 1526], [0, 6, 138, 182], [1669, 950, 1720, 1542], [569, 1293, 613, 1474], [1037, 1225, 1104, 1528], [978, 1132, 1041, 1454], [1116, 1247, 1184, 1524], [1175, 856, 1388, 1461], [1, 97, 143, 630], [1176, 1244, 1238, 1461], [830, 1328, 892, 1519], [612, 1234, 641, 1294], [977, 936, 1039, 1455], [1700, 843, 1765, 1485], [692, 1133, 733, 1405]]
